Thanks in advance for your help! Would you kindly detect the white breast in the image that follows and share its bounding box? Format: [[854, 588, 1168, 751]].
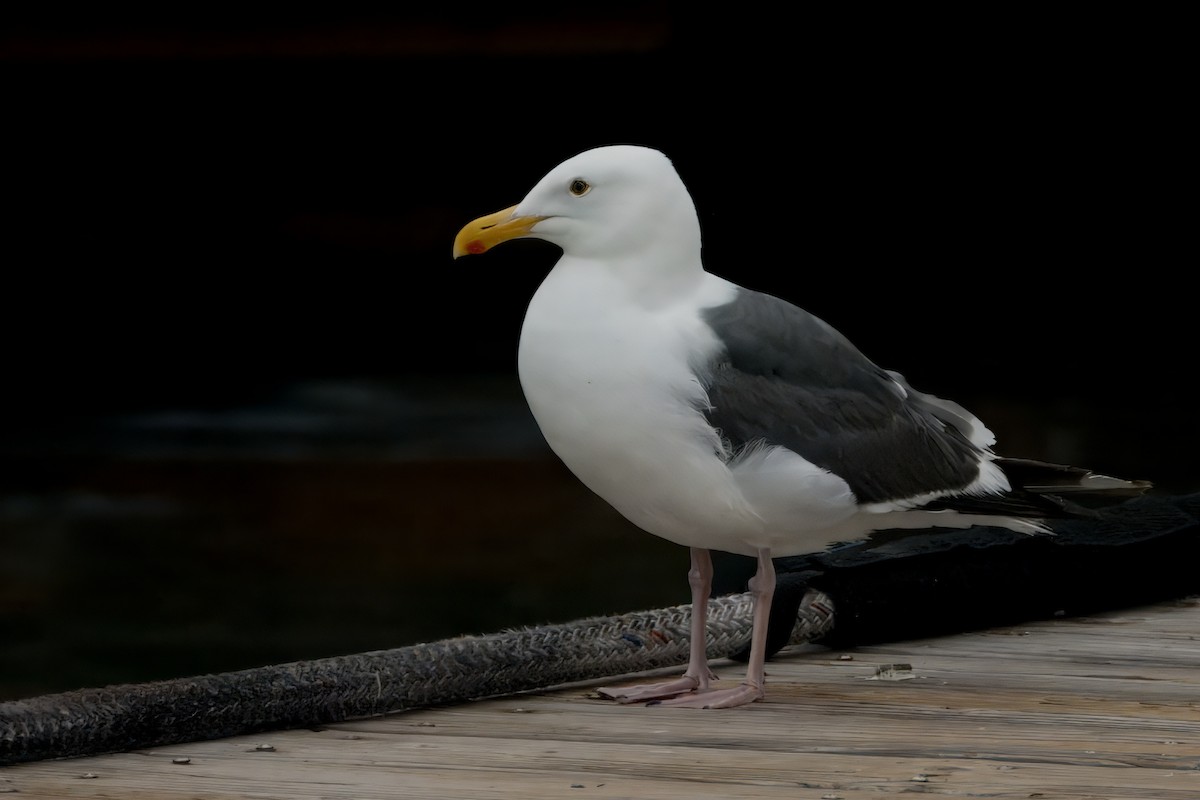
[[517, 261, 765, 553]]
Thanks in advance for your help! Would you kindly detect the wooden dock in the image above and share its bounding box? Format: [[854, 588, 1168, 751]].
[[4, 597, 1200, 799]]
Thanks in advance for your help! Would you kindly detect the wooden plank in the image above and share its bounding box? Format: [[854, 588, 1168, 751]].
[[4, 598, 1200, 799]]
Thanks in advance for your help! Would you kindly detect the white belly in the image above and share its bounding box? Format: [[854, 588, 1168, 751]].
[[516, 263, 871, 557], [517, 264, 767, 552]]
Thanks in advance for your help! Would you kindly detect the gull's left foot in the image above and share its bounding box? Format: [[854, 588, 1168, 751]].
[[652, 683, 763, 709], [597, 670, 713, 704]]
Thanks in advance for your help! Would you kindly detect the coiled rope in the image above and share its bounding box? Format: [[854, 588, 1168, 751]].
[[0, 589, 834, 766]]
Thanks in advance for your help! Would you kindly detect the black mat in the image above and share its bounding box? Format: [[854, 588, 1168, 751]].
[[715, 492, 1200, 661]]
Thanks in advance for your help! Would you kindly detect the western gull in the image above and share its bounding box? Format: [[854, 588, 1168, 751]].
[[452, 144, 1149, 709]]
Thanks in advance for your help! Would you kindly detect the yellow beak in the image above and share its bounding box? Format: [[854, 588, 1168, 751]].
[[452, 205, 547, 259]]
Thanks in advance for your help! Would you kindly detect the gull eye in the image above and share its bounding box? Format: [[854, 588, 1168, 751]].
[[568, 178, 591, 197]]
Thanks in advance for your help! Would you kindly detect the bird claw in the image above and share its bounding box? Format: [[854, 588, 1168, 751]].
[[654, 683, 763, 709], [596, 674, 707, 704]]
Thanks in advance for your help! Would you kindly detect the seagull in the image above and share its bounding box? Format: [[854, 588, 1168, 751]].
[[452, 144, 1149, 709]]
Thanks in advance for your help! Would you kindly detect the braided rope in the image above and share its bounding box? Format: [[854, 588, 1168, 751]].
[[0, 589, 834, 765]]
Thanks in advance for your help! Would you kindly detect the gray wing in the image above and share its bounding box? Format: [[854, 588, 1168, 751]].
[[700, 288, 986, 505]]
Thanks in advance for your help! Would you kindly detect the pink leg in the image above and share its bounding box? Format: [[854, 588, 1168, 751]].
[[655, 547, 775, 708], [597, 547, 717, 703]]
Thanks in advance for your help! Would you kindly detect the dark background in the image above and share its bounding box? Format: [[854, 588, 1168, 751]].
[[1, 7, 1193, 699]]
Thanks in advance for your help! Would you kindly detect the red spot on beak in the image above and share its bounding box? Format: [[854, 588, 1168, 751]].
[[467, 240, 487, 255]]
